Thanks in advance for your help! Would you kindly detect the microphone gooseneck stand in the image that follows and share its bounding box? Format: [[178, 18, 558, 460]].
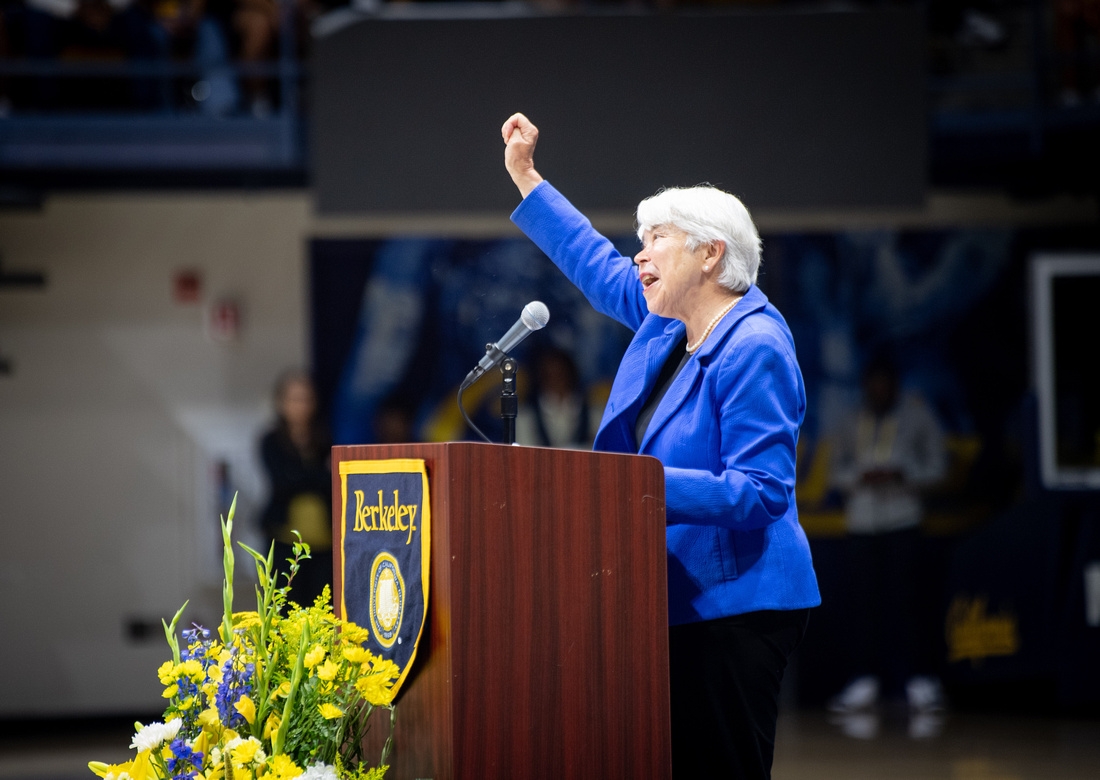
[[458, 345, 521, 445], [499, 357, 518, 445], [458, 301, 549, 444]]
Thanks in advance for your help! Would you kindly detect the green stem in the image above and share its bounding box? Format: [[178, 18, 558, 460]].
[[150, 749, 171, 779], [380, 706, 396, 768], [237, 539, 278, 740], [273, 620, 310, 757]]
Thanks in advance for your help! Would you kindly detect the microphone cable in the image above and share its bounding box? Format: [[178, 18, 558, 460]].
[[457, 378, 493, 444]]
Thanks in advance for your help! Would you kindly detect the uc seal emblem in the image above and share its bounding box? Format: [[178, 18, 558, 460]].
[[369, 552, 405, 648]]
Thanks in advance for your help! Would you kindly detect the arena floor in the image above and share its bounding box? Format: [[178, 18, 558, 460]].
[[772, 708, 1100, 779], [1, 708, 1098, 780]]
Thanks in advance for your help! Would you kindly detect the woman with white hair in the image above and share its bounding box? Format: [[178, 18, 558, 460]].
[[502, 113, 820, 780]]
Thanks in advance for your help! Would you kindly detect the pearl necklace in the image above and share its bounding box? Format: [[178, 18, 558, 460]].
[[686, 295, 742, 354]]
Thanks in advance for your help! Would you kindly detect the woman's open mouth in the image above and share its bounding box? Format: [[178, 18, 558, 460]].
[[641, 273, 658, 290]]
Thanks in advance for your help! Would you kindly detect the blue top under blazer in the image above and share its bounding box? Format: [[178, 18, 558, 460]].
[[512, 181, 821, 625]]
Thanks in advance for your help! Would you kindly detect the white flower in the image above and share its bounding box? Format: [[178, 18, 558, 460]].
[[129, 718, 182, 752], [299, 764, 339, 780]]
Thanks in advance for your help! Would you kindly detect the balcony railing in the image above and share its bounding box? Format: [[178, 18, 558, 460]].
[[0, 0, 306, 177], [1, 1, 1097, 188]]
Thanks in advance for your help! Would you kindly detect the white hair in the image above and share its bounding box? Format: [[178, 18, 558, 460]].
[[635, 185, 762, 293]]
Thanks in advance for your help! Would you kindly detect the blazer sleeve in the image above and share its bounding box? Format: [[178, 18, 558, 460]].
[[663, 326, 805, 531], [511, 181, 648, 332]]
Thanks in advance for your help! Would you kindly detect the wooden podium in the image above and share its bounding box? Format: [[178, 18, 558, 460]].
[[331, 442, 671, 780]]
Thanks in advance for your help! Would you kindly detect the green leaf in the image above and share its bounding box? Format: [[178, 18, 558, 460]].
[[220, 493, 238, 644], [162, 600, 189, 665]]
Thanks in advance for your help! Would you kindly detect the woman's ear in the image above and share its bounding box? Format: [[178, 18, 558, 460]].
[[703, 240, 725, 271]]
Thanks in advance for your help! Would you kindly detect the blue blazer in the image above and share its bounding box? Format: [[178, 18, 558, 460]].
[[513, 182, 821, 625]]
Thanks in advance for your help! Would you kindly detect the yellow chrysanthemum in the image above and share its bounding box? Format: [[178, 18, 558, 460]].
[[229, 737, 265, 767], [318, 703, 345, 720], [355, 675, 395, 707], [315, 659, 339, 682], [264, 754, 302, 780], [340, 623, 369, 645], [303, 645, 326, 669], [367, 657, 400, 680], [234, 695, 256, 725], [156, 661, 176, 686], [178, 659, 204, 680], [161, 685, 177, 700], [342, 646, 371, 665]]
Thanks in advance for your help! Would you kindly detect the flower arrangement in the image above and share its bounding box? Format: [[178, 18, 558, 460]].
[[90, 498, 399, 780]]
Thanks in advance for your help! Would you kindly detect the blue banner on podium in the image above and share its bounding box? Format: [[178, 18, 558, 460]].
[[338, 458, 430, 695]]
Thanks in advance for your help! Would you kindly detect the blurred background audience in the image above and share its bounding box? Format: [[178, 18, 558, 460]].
[[258, 368, 333, 608], [826, 353, 948, 730]]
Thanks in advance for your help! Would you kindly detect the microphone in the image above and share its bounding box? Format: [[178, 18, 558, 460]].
[[462, 301, 550, 388]]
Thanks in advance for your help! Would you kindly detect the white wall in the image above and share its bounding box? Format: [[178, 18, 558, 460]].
[[0, 192, 311, 715]]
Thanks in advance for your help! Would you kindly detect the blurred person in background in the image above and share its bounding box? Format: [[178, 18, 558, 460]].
[[9, 0, 162, 108], [0, 0, 236, 111], [0, 0, 12, 113], [149, 0, 238, 114], [373, 392, 417, 444], [230, 0, 277, 114], [515, 345, 601, 449], [1054, 0, 1100, 105], [827, 353, 947, 723], [258, 369, 333, 607]]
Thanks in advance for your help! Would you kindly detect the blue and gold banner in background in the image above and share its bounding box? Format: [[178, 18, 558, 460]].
[[338, 459, 430, 696]]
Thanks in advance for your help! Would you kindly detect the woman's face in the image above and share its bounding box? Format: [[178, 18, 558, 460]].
[[279, 378, 316, 427], [635, 226, 709, 321]]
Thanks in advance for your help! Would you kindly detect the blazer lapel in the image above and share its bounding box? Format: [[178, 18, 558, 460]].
[[596, 318, 683, 451], [638, 348, 699, 453], [637, 286, 769, 451]]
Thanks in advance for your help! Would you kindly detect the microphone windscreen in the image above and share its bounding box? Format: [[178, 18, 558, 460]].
[[521, 301, 550, 331]]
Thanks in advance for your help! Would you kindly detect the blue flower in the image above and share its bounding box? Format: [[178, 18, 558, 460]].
[[166, 738, 204, 780], [174, 625, 217, 738], [215, 647, 255, 729]]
